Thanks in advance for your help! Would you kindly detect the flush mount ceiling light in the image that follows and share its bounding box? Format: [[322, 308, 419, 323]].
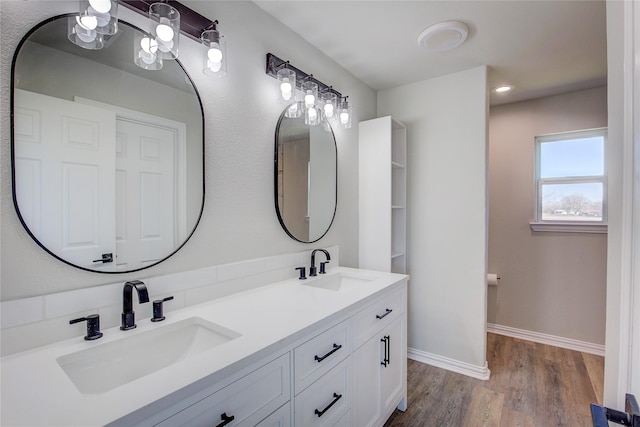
[[493, 85, 515, 94], [417, 20, 469, 52]]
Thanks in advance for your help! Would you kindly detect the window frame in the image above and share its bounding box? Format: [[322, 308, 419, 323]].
[[531, 127, 608, 233]]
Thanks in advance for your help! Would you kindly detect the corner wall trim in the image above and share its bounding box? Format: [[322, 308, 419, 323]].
[[407, 348, 491, 380], [487, 323, 605, 356]]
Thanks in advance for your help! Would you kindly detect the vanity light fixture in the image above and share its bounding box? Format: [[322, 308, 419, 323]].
[[322, 90, 338, 121], [285, 101, 303, 119], [120, 1, 224, 73], [301, 79, 320, 126], [68, 0, 118, 49], [149, 2, 180, 60], [277, 65, 296, 103], [68, 15, 105, 50], [266, 53, 351, 130], [89, 0, 119, 35], [134, 32, 163, 70], [302, 79, 318, 110], [338, 96, 352, 129], [201, 20, 227, 77]]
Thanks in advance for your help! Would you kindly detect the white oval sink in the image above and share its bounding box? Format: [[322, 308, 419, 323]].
[[57, 317, 241, 394], [304, 274, 373, 291]]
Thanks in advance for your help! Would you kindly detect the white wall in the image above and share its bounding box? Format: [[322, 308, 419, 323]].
[[0, 1, 376, 301], [377, 66, 489, 372], [488, 87, 608, 346], [604, 0, 640, 408]]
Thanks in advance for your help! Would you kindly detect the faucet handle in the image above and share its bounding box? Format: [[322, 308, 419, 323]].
[[320, 261, 329, 274], [296, 266, 307, 280], [70, 314, 103, 340], [151, 296, 174, 322]]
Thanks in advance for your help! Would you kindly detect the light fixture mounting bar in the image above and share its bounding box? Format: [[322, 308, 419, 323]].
[[120, 0, 215, 42], [266, 53, 343, 99]]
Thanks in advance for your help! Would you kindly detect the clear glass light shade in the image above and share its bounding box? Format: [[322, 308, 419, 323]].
[[201, 28, 227, 77], [338, 99, 352, 129], [68, 15, 104, 49], [78, 0, 118, 36], [277, 68, 296, 103], [301, 81, 318, 110], [322, 92, 338, 121], [149, 2, 180, 60], [322, 112, 334, 132], [285, 101, 303, 119], [134, 32, 163, 70], [305, 105, 321, 126]]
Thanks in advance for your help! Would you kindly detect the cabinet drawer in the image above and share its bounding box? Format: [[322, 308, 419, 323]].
[[155, 353, 290, 427], [294, 320, 350, 394], [294, 358, 350, 427], [256, 402, 291, 427], [353, 286, 405, 348]]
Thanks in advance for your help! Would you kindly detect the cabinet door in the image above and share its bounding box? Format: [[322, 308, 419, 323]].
[[381, 316, 406, 417], [352, 335, 382, 427]]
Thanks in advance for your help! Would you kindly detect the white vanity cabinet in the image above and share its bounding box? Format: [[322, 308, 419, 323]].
[[147, 285, 406, 427], [352, 287, 407, 427], [153, 353, 291, 427], [3, 268, 408, 427]]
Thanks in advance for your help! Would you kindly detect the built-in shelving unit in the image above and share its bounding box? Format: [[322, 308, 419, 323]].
[[359, 116, 407, 274]]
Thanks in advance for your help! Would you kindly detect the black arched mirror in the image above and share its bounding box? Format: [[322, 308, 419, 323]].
[[274, 105, 337, 243], [11, 15, 204, 273]]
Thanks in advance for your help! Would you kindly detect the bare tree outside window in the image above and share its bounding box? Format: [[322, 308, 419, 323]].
[[534, 128, 607, 224]]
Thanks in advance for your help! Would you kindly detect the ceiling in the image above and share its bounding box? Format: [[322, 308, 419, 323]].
[[252, 0, 607, 106]]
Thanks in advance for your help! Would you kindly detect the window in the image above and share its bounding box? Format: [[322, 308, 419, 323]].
[[531, 128, 607, 233]]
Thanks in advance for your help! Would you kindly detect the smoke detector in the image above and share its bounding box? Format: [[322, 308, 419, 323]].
[[417, 21, 469, 52]]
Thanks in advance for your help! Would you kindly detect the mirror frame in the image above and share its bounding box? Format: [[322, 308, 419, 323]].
[[10, 14, 206, 274], [273, 106, 337, 243]]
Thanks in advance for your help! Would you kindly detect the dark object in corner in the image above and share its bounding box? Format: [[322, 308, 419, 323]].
[[591, 393, 639, 426]]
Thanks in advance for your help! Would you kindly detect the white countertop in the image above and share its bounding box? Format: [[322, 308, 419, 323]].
[[1, 267, 408, 426]]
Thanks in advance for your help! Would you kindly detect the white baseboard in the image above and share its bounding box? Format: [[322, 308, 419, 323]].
[[407, 347, 491, 380], [487, 323, 605, 356]]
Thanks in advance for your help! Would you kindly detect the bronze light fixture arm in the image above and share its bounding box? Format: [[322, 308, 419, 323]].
[[266, 52, 343, 100]]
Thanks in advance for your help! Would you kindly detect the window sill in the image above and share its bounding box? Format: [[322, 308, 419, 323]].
[[529, 222, 608, 234]]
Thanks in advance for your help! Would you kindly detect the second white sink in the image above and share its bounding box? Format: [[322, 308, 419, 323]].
[[57, 317, 241, 394], [304, 273, 373, 291]]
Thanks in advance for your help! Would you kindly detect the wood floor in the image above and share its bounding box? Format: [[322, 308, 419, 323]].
[[384, 333, 604, 427]]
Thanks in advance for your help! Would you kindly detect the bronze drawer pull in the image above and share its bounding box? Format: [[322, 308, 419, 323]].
[[315, 393, 343, 417], [314, 343, 342, 362]]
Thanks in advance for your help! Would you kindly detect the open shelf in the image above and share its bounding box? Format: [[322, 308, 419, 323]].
[[359, 116, 407, 274]]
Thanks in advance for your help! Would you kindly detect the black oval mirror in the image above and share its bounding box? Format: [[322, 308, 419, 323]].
[[274, 105, 337, 243], [11, 15, 204, 273]]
